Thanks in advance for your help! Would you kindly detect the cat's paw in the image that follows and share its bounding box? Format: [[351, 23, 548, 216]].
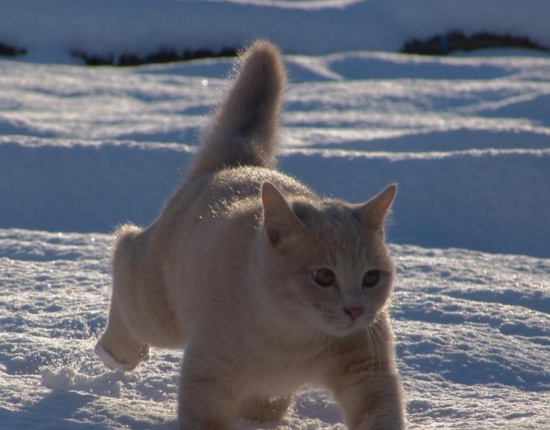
[[239, 395, 292, 422], [94, 339, 150, 372]]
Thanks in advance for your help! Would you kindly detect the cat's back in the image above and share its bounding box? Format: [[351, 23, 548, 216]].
[[155, 166, 314, 247], [146, 165, 313, 277], [208, 166, 315, 211]]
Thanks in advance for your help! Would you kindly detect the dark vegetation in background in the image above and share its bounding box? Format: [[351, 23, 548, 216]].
[[402, 32, 550, 55], [0, 43, 237, 65], [72, 47, 238, 66], [0, 41, 26, 57], [0, 32, 548, 65]]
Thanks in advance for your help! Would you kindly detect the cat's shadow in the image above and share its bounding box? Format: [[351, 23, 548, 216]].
[[1, 390, 96, 430], [4, 386, 343, 429], [0, 389, 173, 430]]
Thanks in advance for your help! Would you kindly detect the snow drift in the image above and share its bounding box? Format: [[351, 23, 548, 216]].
[[1, 0, 550, 62], [1, 52, 549, 257]]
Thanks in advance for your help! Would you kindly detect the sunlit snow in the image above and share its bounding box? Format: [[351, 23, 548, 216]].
[[0, 1, 549, 429]]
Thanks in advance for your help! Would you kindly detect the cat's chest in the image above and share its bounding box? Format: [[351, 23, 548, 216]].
[[246, 352, 324, 397], [249, 364, 313, 397]]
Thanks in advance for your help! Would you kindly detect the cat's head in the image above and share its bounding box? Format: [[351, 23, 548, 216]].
[[258, 182, 396, 338]]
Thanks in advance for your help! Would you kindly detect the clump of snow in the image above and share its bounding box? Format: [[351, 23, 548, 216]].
[[41, 368, 126, 397]]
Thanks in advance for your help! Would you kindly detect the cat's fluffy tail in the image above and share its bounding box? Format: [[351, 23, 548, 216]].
[[189, 41, 286, 178]]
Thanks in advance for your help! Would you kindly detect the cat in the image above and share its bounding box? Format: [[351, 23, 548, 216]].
[[95, 41, 406, 430]]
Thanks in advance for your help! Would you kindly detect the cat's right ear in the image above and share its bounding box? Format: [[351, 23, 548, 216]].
[[355, 184, 397, 231], [261, 182, 303, 247]]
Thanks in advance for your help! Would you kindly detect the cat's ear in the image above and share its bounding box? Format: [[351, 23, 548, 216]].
[[355, 184, 397, 231], [261, 182, 303, 246]]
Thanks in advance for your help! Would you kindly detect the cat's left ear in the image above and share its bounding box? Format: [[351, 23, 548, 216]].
[[355, 184, 397, 231], [261, 182, 303, 246]]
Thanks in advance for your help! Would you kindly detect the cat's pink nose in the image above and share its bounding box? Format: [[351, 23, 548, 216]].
[[344, 306, 364, 321]]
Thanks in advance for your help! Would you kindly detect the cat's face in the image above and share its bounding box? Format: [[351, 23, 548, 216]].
[[260, 183, 396, 338]]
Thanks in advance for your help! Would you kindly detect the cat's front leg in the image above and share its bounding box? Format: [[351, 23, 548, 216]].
[[325, 328, 406, 430], [336, 371, 406, 430], [178, 350, 241, 430], [178, 377, 238, 430], [239, 395, 293, 422]]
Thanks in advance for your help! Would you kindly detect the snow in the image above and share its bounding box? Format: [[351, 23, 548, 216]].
[[1, 0, 550, 61], [2, 231, 549, 429], [1, 2, 550, 429], [2, 53, 550, 257]]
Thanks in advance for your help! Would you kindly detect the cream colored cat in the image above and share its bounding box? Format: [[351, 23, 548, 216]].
[[95, 41, 406, 430]]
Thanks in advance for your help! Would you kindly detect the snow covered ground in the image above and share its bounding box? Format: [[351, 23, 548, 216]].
[[1, 1, 550, 429], [1, 52, 550, 257], [1, 0, 550, 61], [1, 231, 549, 429]]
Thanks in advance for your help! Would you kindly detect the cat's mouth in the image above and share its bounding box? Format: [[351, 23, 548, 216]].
[[342, 313, 376, 331], [320, 312, 376, 336], [325, 319, 371, 337]]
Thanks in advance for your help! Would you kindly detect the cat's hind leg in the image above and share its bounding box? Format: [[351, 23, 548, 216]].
[[95, 225, 151, 371], [239, 395, 293, 422], [95, 224, 183, 371]]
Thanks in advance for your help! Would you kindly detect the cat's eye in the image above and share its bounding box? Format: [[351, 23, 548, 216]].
[[312, 268, 336, 287], [363, 270, 381, 288]]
